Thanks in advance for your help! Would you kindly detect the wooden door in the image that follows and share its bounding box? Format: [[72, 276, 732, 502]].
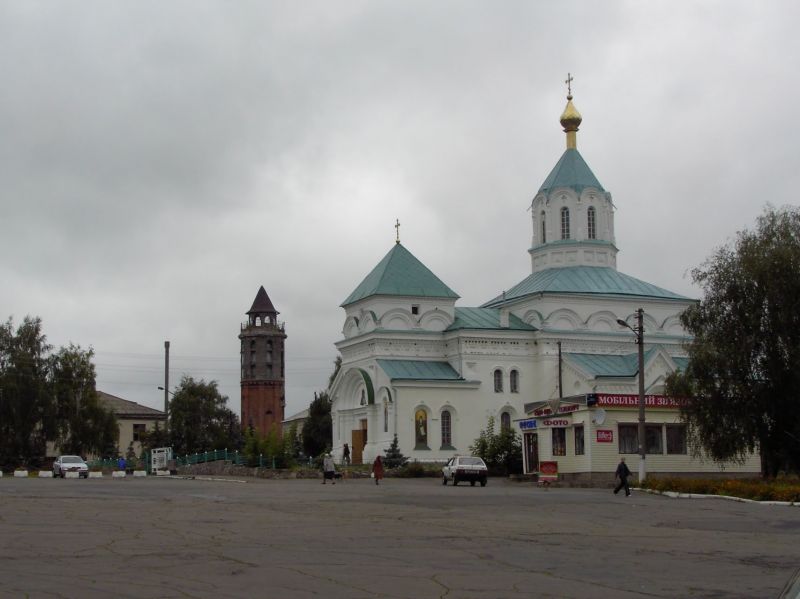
[[351, 430, 365, 465]]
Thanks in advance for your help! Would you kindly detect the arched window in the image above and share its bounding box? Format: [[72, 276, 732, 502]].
[[510, 369, 519, 393], [360, 389, 366, 406], [415, 409, 429, 449], [441, 410, 452, 448], [540, 211, 547, 243], [501, 411, 511, 431], [587, 206, 596, 239], [561, 207, 570, 239], [493, 369, 503, 393]]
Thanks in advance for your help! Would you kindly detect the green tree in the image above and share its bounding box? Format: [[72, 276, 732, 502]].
[[302, 391, 331, 458], [666, 206, 800, 477], [168, 376, 242, 455], [50, 344, 118, 458], [470, 416, 523, 476], [0, 316, 118, 470], [383, 434, 408, 469]]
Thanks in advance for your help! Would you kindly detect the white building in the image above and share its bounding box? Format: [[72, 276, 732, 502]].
[[328, 91, 759, 482]]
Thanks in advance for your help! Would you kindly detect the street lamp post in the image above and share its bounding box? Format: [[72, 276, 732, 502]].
[[617, 308, 646, 484], [157, 385, 175, 432]]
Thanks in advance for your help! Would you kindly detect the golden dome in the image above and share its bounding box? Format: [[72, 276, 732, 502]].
[[560, 95, 582, 133]]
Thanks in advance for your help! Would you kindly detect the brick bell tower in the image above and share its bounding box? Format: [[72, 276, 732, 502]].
[[240, 286, 287, 437]]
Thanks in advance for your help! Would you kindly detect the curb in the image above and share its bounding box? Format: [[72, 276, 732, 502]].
[[637, 487, 798, 506]]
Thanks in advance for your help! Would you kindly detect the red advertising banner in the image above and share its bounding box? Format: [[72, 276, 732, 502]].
[[538, 461, 558, 482], [595, 394, 685, 409], [532, 403, 580, 417], [596, 430, 614, 443]]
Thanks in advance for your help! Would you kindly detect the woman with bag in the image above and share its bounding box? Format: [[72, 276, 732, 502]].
[[372, 455, 384, 485]]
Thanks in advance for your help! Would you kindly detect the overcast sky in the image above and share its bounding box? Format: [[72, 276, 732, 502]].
[[2, 1, 798, 418]]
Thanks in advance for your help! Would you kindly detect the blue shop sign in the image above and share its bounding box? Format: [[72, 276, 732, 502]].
[[519, 418, 537, 430]]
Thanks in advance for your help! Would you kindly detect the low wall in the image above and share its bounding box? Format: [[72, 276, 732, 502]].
[[178, 462, 318, 479]]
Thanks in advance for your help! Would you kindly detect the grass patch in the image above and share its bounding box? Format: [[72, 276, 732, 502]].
[[641, 476, 800, 502]]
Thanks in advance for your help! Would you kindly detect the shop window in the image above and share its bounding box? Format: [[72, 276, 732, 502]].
[[552, 428, 566, 456], [574, 425, 584, 455], [666, 425, 687, 455], [493, 369, 503, 393], [646, 425, 663, 454], [510, 369, 519, 393], [500, 412, 511, 431], [441, 410, 453, 449], [618, 425, 638, 454], [132, 423, 146, 442]]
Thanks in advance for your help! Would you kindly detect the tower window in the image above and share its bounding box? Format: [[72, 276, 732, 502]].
[[587, 206, 596, 240], [411, 304, 419, 315], [561, 207, 570, 240], [540, 211, 546, 243]]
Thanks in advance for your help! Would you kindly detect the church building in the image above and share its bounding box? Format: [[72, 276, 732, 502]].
[[328, 87, 759, 482]]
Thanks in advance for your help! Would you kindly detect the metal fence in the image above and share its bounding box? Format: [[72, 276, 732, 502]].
[[87, 449, 254, 471]]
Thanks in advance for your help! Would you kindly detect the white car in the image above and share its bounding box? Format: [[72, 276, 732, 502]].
[[442, 456, 488, 487], [53, 455, 89, 478]]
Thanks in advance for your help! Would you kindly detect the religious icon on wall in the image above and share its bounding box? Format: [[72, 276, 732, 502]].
[[415, 409, 428, 448]]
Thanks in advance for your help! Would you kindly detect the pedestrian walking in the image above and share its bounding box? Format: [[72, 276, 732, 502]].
[[118, 456, 126, 471], [322, 453, 336, 484], [613, 457, 632, 497], [342, 443, 351, 466], [372, 455, 384, 485]]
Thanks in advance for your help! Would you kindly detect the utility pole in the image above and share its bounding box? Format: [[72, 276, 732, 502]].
[[617, 309, 647, 484], [636, 308, 646, 484], [164, 340, 170, 430]]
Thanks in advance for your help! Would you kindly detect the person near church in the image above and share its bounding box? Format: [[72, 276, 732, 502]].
[[342, 443, 351, 466], [322, 453, 336, 484], [372, 455, 384, 485], [613, 457, 631, 497]]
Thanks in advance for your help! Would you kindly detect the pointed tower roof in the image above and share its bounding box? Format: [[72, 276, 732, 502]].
[[538, 148, 605, 195], [539, 80, 604, 195], [341, 243, 460, 306], [247, 286, 278, 315]]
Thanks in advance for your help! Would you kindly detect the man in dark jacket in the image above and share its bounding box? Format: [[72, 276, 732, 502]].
[[613, 457, 632, 497]]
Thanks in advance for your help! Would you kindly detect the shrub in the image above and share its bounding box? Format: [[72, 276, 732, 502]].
[[641, 477, 800, 502], [396, 461, 437, 478]]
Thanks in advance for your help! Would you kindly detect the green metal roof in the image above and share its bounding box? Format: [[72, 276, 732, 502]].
[[483, 266, 689, 307], [445, 307, 536, 332], [565, 349, 658, 378], [376, 359, 463, 381], [539, 148, 604, 195], [565, 348, 688, 378], [673, 357, 689, 371], [342, 243, 460, 306]]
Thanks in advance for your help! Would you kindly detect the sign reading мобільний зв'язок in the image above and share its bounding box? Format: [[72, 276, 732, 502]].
[[595, 394, 685, 408]]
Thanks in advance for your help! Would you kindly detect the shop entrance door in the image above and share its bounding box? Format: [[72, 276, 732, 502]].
[[524, 432, 539, 474]]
